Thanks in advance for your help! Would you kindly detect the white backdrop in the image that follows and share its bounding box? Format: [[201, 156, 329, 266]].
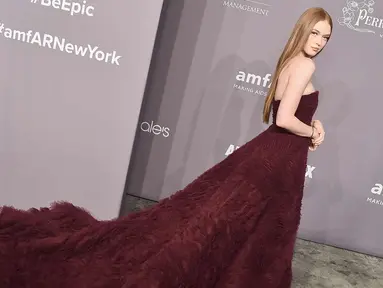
[[0, 0, 164, 220]]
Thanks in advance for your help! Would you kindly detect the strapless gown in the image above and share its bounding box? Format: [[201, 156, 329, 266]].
[[0, 91, 319, 288]]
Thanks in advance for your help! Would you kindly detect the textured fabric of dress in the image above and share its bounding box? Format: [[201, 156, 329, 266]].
[[0, 91, 319, 288]]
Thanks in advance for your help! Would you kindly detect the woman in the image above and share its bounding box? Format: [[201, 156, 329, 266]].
[[0, 7, 332, 288]]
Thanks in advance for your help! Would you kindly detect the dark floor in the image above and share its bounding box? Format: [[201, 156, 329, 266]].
[[121, 195, 383, 288]]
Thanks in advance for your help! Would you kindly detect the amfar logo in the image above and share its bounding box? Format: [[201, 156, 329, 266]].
[[222, 0, 270, 17], [338, 0, 383, 37], [233, 71, 272, 96], [366, 183, 383, 206], [140, 121, 170, 138], [371, 183, 382, 195]]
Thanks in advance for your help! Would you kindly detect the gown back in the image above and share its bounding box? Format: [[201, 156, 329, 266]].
[[0, 91, 319, 288]]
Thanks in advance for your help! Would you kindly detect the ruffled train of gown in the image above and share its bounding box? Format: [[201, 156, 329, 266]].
[[0, 91, 319, 288]]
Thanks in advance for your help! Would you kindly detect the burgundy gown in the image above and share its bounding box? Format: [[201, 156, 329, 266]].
[[0, 91, 319, 288]]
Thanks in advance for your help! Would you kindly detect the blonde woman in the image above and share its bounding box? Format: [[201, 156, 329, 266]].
[[0, 7, 332, 288]]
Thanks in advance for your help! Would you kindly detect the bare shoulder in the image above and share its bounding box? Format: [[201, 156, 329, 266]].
[[290, 57, 315, 74]]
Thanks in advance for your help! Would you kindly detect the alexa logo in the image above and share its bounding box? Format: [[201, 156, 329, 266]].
[[140, 121, 170, 138]]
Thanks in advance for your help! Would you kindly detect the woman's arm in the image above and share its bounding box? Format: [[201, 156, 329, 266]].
[[275, 58, 319, 139]]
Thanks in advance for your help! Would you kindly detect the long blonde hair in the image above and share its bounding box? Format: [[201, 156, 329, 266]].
[[262, 7, 333, 123]]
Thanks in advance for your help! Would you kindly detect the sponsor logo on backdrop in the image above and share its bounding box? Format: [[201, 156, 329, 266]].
[[305, 165, 315, 179], [225, 144, 315, 178], [222, 0, 271, 16], [0, 23, 121, 65], [367, 183, 383, 206], [233, 70, 272, 96], [31, 0, 95, 17], [225, 144, 240, 156], [338, 0, 383, 38], [140, 121, 170, 138]]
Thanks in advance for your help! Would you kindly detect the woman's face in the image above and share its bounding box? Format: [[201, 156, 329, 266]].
[[303, 20, 332, 57]]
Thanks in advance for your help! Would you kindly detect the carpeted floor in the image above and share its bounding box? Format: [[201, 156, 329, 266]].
[[121, 195, 383, 288]]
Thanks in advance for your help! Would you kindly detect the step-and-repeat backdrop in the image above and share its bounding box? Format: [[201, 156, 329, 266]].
[[124, 0, 383, 257], [0, 0, 164, 220]]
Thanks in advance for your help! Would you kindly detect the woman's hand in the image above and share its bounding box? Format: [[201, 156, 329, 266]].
[[309, 143, 319, 151], [309, 126, 320, 151], [311, 120, 325, 146]]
